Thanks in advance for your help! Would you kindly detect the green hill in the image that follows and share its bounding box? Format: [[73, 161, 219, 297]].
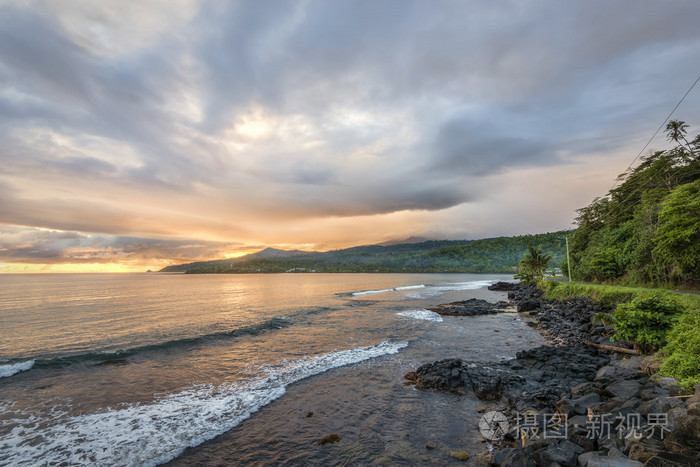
[[161, 232, 569, 274]]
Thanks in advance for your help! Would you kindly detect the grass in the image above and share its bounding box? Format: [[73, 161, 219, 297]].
[[540, 281, 700, 310]]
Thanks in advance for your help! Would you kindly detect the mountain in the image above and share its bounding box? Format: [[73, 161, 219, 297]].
[[160, 231, 570, 274], [377, 236, 430, 246], [247, 247, 316, 259]]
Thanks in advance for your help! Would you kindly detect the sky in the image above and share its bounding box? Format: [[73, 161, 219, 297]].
[[1, 0, 700, 273]]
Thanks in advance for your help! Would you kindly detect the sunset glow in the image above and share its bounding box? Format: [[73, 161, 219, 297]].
[[1, 1, 699, 272]]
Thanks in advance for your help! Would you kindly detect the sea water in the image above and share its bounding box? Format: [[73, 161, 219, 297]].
[[0, 273, 543, 465]]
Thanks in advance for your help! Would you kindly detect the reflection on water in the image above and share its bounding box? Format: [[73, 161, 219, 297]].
[[0, 273, 541, 466]]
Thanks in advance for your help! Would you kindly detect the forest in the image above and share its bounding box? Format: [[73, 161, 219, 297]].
[[567, 120, 699, 288], [161, 232, 568, 274]]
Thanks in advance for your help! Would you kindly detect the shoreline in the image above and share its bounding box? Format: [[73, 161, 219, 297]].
[[405, 282, 700, 465], [163, 277, 533, 465]]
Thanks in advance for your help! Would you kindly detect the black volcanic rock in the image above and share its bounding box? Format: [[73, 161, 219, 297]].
[[427, 298, 510, 316], [407, 282, 700, 465], [488, 281, 519, 291], [405, 345, 607, 408]]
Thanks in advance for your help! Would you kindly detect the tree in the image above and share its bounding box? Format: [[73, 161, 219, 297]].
[[519, 245, 553, 281], [665, 119, 695, 158], [652, 179, 700, 283], [568, 120, 699, 287]]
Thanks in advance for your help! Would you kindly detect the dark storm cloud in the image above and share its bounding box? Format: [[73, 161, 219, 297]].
[[430, 113, 558, 176], [1, 0, 700, 260]]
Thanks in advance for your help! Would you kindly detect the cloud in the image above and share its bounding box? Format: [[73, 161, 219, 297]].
[[0, 225, 239, 265], [1, 0, 700, 268]]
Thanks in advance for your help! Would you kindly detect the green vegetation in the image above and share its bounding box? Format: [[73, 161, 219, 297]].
[[652, 179, 700, 282], [554, 120, 698, 390], [567, 120, 699, 288], [609, 296, 684, 351], [428, 232, 566, 273], [541, 281, 700, 392], [162, 231, 568, 274], [517, 245, 554, 282], [541, 281, 700, 310], [661, 308, 700, 392]]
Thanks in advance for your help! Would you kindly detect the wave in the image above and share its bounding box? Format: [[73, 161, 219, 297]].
[[6, 317, 294, 374], [0, 360, 35, 378], [395, 309, 443, 322], [431, 280, 494, 291], [404, 280, 494, 298], [0, 341, 408, 467], [344, 280, 493, 299], [347, 284, 426, 296], [394, 285, 426, 291]]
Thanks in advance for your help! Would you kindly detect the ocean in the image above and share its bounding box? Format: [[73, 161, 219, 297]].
[[0, 273, 544, 465]]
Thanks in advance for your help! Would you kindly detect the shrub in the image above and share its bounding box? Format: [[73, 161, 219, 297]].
[[514, 269, 536, 284], [611, 295, 685, 352], [596, 290, 636, 308], [660, 308, 700, 393]]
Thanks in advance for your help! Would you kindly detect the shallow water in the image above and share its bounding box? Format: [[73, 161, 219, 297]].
[[0, 273, 543, 465]]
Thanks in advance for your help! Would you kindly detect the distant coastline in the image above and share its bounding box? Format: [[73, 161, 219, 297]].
[[161, 231, 569, 275]]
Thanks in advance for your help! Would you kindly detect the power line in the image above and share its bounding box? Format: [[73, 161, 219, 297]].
[[587, 72, 700, 224], [607, 72, 700, 193]]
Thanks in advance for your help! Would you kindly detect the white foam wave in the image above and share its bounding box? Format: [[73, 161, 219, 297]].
[[352, 288, 393, 296], [396, 309, 443, 322], [404, 289, 443, 299], [394, 285, 425, 291], [432, 280, 493, 291], [0, 341, 407, 467], [403, 280, 494, 298], [0, 360, 35, 378], [351, 284, 425, 296]]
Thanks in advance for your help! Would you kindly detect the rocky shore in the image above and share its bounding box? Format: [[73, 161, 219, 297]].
[[405, 282, 700, 466]]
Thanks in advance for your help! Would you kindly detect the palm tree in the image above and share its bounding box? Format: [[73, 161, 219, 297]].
[[665, 120, 696, 157], [519, 245, 554, 281]]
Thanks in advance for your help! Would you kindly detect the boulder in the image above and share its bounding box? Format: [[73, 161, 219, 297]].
[[626, 437, 664, 462], [571, 382, 603, 397], [639, 384, 669, 401], [595, 366, 639, 383], [517, 299, 541, 312], [612, 356, 642, 371], [427, 298, 503, 316], [491, 447, 538, 467], [657, 377, 681, 397], [532, 440, 583, 467], [466, 365, 506, 401], [644, 452, 699, 466], [570, 393, 602, 415], [578, 452, 643, 467], [606, 380, 641, 400], [663, 413, 700, 456], [577, 451, 643, 467]]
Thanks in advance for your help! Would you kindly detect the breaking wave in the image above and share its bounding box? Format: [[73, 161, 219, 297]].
[[0, 360, 35, 378], [395, 309, 443, 322], [345, 284, 426, 296], [0, 341, 408, 466]]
